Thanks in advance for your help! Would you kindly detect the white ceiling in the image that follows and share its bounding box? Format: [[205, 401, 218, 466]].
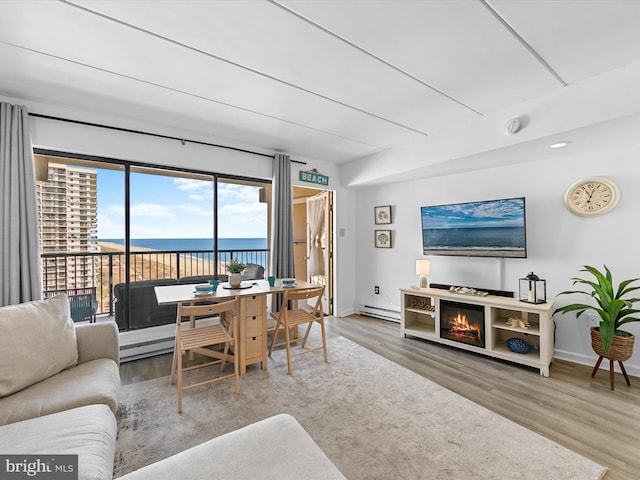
[[1, 0, 640, 179]]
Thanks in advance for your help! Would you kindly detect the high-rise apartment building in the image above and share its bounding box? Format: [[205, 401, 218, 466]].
[[37, 162, 99, 292]]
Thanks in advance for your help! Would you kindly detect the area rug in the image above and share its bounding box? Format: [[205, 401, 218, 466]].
[[114, 336, 607, 480]]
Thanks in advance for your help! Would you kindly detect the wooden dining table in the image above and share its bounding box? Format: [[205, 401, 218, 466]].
[[154, 279, 318, 375]]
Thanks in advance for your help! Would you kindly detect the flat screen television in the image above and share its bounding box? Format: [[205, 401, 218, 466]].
[[420, 197, 527, 258]]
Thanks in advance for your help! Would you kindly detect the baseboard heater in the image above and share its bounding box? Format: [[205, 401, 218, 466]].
[[118, 318, 225, 363], [359, 304, 401, 323], [119, 335, 175, 363]]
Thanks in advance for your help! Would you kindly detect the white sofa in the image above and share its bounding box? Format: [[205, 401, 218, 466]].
[[0, 296, 344, 480], [0, 295, 120, 480], [116, 414, 347, 480]]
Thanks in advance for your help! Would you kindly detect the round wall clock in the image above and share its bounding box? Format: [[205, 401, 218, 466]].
[[564, 177, 620, 217]]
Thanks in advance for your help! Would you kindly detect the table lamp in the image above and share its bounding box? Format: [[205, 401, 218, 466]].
[[416, 260, 431, 288]]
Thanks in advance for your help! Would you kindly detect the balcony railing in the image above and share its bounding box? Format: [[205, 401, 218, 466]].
[[41, 248, 269, 330]]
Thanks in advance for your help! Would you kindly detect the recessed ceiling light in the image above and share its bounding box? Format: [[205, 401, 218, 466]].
[[549, 141, 569, 149]]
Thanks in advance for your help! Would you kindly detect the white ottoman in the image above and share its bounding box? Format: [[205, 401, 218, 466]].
[[116, 414, 346, 480]]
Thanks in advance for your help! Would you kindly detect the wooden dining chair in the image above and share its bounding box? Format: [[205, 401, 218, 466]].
[[170, 298, 239, 413], [267, 286, 327, 374]]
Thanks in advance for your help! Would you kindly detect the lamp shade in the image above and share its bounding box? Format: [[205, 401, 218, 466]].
[[416, 260, 431, 275]]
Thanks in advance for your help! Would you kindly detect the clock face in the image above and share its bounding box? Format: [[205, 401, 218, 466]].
[[564, 178, 619, 216]]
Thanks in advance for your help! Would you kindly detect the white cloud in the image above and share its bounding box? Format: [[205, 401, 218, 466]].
[[106, 204, 125, 217], [174, 178, 213, 199], [218, 183, 257, 203], [96, 212, 124, 238], [98, 180, 265, 239], [130, 224, 175, 238], [131, 203, 176, 218], [219, 201, 267, 237], [220, 201, 265, 219]]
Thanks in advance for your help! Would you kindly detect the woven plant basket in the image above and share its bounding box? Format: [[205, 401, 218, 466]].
[[590, 326, 635, 361]]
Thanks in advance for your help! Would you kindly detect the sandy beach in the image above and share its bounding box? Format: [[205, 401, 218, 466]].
[[97, 241, 157, 253], [96, 241, 220, 283], [86, 242, 223, 315]]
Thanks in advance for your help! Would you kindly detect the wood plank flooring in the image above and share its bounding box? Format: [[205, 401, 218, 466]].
[[120, 315, 640, 480]]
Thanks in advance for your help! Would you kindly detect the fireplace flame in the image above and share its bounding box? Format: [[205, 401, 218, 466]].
[[448, 312, 482, 341]]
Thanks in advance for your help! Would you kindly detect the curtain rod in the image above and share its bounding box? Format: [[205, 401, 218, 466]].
[[28, 112, 306, 165]]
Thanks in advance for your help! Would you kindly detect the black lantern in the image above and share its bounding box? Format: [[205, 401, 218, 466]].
[[519, 272, 546, 304]]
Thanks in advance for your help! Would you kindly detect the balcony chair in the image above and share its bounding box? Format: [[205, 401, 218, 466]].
[[267, 286, 327, 374], [242, 263, 265, 280], [43, 287, 97, 323], [113, 279, 178, 330], [175, 264, 263, 286], [170, 298, 239, 413], [177, 274, 228, 284]]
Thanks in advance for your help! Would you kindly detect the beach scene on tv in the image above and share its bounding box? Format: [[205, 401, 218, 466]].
[[421, 197, 527, 258]]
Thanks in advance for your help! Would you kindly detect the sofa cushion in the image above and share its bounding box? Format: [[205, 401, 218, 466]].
[[0, 404, 117, 480], [115, 413, 346, 480], [0, 358, 120, 426], [76, 322, 120, 365], [0, 294, 78, 397]]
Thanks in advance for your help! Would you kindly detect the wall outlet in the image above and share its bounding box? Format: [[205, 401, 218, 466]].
[[585, 313, 600, 327], [374, 286, 380, 295]]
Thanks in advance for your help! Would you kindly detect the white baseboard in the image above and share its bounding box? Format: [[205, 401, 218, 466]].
[[554, 349, 640, 378], [336, 308, 356, 318]]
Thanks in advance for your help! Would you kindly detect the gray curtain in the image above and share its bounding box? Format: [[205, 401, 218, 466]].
[[270, 153, 295, 280], [0, 103, 42, 306]]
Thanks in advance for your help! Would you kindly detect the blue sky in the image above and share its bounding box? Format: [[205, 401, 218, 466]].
[[421, 198, 525, 229], [96, 169, 267, 239]]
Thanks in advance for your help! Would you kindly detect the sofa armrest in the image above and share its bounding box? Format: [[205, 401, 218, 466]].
[[76, 322, 120, 365]]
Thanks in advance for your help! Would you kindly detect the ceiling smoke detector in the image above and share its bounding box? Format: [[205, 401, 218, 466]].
[[503, 118, 521, 135]]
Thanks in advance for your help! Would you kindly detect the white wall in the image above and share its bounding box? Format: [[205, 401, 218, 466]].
[[353, 145, 640, 376]]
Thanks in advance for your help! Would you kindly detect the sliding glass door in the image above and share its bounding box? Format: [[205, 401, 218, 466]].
[[217, 179, 270, 272], [35, 151, 270, 330], [128, 167, 215, 282], [37, 155, 124, 322]]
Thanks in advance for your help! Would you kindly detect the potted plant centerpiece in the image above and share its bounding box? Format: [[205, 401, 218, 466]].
[[227, 258, 246, 287], [554, 265, 640, 387]]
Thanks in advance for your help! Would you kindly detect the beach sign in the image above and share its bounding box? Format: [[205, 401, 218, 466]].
[[299, 168, 328, 186]]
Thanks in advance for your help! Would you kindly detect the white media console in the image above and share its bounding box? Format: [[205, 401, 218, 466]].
[[400, 287, 555, 376]]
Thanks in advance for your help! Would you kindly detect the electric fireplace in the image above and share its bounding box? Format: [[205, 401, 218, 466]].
[[440, 300, 485, 348]]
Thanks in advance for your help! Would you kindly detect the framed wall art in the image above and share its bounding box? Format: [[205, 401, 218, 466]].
[[374, 205, 392, 224], [375, 230, 392, 248]]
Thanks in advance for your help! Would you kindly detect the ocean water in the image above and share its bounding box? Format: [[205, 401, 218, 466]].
[[422, 227, 525, 250], [99, 238, 267, 251], [99, 238, 269, 266]]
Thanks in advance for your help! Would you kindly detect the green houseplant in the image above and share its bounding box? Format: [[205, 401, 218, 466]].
[[227, 258, 246, 287], [553, 265, 640, 354], [227, 258, 247, 274]]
